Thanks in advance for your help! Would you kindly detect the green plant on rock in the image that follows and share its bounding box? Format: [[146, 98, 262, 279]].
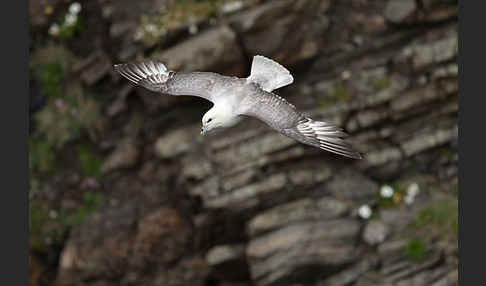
[[136, 0, 226, 46], [319, 82, 352, 108], [34, 98, 81, 149], [30, 44, 75, 96], [33, 83, 103, 149], [32, 61, 63, 98], [29, 138, 57, 174], [413, 197, 458, 235], [372, 77, 391, 90], [29, 191, 104, 254], [77, 144, 103, 178], [330, 83, 351, 102], [62, 191, 104, 226], [58, 16, 82, 41], [405, 237, 427, 261], [29, 200, 49, 253]]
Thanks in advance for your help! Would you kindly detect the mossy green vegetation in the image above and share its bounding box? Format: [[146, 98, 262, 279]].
[[29, 138, 57, 174], [405, 237, 427, 261], [319, 82, 352, 108], [372, 77, 391, 90], [136, 0, 230, 46], [330, 83, 352, 102], [413, 197, 458, 235], [403, 196, 457, 261], [29, 191, 103, 254], [58, 16, 82, 41], [33, 82, 103, 149], [30, 44, 75, 86], [78, 144, 103, 178], [63, 191, 104, 226], [33, 61, 64, 98]]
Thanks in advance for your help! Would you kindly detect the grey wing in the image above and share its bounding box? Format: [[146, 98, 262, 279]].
[[241, 90, 362, 159], [114, 61, 218, 102]]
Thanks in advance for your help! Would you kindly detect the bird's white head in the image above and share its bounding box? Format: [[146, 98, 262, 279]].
[[201, 105, 240, 135]]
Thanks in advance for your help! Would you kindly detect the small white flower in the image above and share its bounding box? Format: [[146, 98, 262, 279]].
[[134, 29, 144, 41], [48, 210, 58, 219], [407, 183, 420, 197], [221, 1, 244, 14], [341, 70, 351, 80], [65, 13, 78, 26], [358, 205, 372, 219], [145, 24, 157, 34], [188, 24, 198, 35], [404, 194, 415, 205], [380, 185, 394, 198], [48, 23, 60, 36], [69, 2, 82, 15]]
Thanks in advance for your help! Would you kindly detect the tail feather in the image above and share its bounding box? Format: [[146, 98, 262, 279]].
[[294, 118, 362, 159]]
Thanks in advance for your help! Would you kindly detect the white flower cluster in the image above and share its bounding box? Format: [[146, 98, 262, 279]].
[[404, 183, 420, 205], [48, 23, 60, 36], [48, 2, 82, 37], [380, 185, 394, 198], [358, 204, 372, 219]]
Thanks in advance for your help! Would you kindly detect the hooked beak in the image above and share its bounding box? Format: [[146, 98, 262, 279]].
[[200, 127, 206, 136]]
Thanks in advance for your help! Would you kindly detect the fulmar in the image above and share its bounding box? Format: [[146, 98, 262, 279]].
[[114, 55, 362, 159]]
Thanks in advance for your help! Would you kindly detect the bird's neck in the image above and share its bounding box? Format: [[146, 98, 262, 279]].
[[211, 103, 241, 127]]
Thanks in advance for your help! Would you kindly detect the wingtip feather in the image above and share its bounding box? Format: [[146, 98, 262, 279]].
[[297, 118, 362, 159]]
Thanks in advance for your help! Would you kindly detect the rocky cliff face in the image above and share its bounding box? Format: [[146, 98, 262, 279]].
[[29, 0, 458, 285]]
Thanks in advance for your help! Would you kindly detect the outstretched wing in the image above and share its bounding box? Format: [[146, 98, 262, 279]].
[[246, 55, 294, 92], [287, 117, 362, 159], [114, 61, 219, 102], [114, 61, 171, 92], [241, 90, 362, 159]]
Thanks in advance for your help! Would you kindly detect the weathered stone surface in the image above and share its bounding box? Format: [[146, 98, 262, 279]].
[[401, 126, 458, 157], [247, 219, 361, 285], [57, 205, 194, 286], [152, 25, 245, 74], [247, 197, 348, 236], [155, 125, 201, 159], [57, 203, 137, 284], [326, 169, 379, 203], [206, 244, 246, 266], [79, 52, 113, 86], [106, 84, 133, 117], [429, 269, 458, 286], [384, 0, 417, 24], [150, 256, 210, 286], [411, 31, 458, 70], [229, 0, 293, 33], [230, 0, 330, 63], [101, 138, 140, 174], [362, 220, 390, 245], [317, 258, 380, 286], [212, 132, 297, 167], [361, 147, 403, 168], [204, 173, 287, 209], [133, 207, 193, 265]]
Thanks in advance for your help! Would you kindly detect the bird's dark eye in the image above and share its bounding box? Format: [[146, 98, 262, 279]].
[[207, 118, 212, 123]]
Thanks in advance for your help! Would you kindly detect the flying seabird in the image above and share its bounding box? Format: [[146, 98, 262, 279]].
[[114, 55, 362, 159]]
